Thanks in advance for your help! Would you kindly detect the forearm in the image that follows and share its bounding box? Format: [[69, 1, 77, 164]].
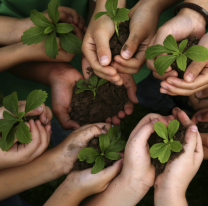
[[0, 148, 66, 200]]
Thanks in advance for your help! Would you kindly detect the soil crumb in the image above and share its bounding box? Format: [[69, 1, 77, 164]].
[[198, 122, 208, 133]]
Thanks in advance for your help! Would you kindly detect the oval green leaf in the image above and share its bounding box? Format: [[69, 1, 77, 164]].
[[89, 75, 98, 87], [78, 147, 99, 163], [3, 92, 19, 116], [176, 54, 187, 72], [97, 79, 108, 88], [150, 143, 166, 158], [91, 156, 105, 174], [154, 122, 168, 140], [106, 140, 126, 153], [56, 23, 75, 34], [107, 126, 120, 141], [44, 25, 55, 34], [105, 152, 121, 160], [158, 145, 171, 163], [163, 34, 179, 52], [168, 119, 180, 139], [179, 39, 188, 53], [99, 134, 110, 153], [170, 141, 183, 152]]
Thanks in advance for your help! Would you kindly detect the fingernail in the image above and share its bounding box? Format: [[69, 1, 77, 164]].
[[112, 65, 118, 70], [69, 17, 73, 23], [185, 72, 194, 82], [121, 50, 132, 59], [196, 114, 202, 121], [161, 88, 167, 94], [102, 129, 107, 134], [162, 86, 168, 90], [36, 106, 43, 112], [167, 80, 173, 85], [196, 91, 202, 98], [174, 107, 180, 111], [152, 118, 159, 124], [45, 117, 48, 124], [190, 125, 198, 133], [100, 56, 109, 65]]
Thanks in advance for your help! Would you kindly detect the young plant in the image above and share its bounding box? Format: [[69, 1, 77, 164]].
[[145, 34, 208, 76], [0, 90, 47, 151], [94, 0, 130, 39], [75, 76, 108, 99], [21, 0, 82, 59], [150, 120, 183, 163], [78, 126, 126, 174]]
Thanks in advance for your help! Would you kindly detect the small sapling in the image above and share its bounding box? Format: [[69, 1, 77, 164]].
[[0, 90, 47, 151], [21, 0, 82, 59], [145, 34, 208, 76], [78, 126, 126, 174], [75, 76, 108, 99], [150, 120, 183, 163], [94, 0, 130, 39]]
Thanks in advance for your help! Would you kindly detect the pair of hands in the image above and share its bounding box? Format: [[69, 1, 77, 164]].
[[147, 8, 208, 96], [0, 102, 52, 169]]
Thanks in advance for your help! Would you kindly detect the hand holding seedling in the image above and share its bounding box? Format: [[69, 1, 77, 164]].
[[155, 108, 203, 206]]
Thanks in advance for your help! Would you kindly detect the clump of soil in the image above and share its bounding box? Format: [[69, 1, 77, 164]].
[[171, 36, 199, 79], [70, 74, 128, 126], [148, 125, 186, 177], [72, 137, 115, 171], [197, 122, 208, 133], [110, 20, 130, 60]]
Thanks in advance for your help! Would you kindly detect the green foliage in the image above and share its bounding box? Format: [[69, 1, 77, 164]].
[[78, 126, 126, 174], [145, 34, 208, 76], [0, 90, 48, 151], [149, 120, 183, 163], [75, 76, 108, 99], [94, 0, 130, 39], [21, 0, 82, 59]]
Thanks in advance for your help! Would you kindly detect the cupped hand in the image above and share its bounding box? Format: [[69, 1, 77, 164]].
[[48, 63, 83, 130], [147, 8, 206, 81], [154, 108, 203, 205]]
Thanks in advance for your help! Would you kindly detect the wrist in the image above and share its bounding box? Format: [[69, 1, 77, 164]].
[[184, 0, 208, 11]]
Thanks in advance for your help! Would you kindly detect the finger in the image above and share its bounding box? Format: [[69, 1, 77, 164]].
[[195, 110, 208, 123], [195, 88, 208, 98], [58, 7, 80, 25], [36, 104, 49, 125], [124, 102, 134, 116], [72, 25, 84, 41], [153, 70, 177, 80], [45, 124, 52, 145], [105, 117, 112, 124], [82, 57, 92, 80], [118, 111, 126, 119], [112, 116, 120, 126]]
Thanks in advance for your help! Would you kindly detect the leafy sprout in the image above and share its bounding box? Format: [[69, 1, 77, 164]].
[[94, 0, 130, 39], [78, 126, 126, 174], [0, 90, 48, 151], [21, 0, 82, 59], [145, 34, 208, 76], [75, 76, 108, 99], [149, 120, 183, 163]]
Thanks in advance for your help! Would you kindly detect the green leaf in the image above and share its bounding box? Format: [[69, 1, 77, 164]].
[[170, 141, 183, 152], [172, 51, 181, 56], [163, 34, 179, 52], [0, 119, 18, 140], [99, 134, 110, 153], [78, 148, 99, 163], [75, 89, 85, 94], [111, 8, 130, 22], [3, 111, 17, 121], [106, 140, 126, 153], [0, 126, 16, 151], [21, 26, 47, 45], [45, 30, 59, 59], [150, 143, 166, 158], [16, 122, 32, 144], [184, 45, 208, 62], [89, 75, 98, 87], [3, 92, 19, 116], [105, 152, 121, 160], [105, 0, 118, 16], [60, 33, 82, 55], [48, 0, 60, 24], [25, 90, 48, 114], [154, 121, 168, 140], [179, 39, 188, 53], [145, 45, 173, 60], [168, 120, 180, 139], [158, 145, 171, 163], [44, 25, 55, 34], [94, 12, 108, 20], [18, 112, 25, 120], [107, 126, 120, 141], [154, 55, 176, 76], [91, 156, 105, 174], [97, 79, 108, 88], [56, 23, 75, 34], [30, 9, 52, 27], [76, 79, 89, 90], [176, 54, 187, 71]]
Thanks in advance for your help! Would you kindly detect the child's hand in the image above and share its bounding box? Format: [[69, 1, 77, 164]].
[[154, 108, 203, 206]]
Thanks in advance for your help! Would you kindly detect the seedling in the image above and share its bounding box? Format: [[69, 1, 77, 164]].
[[145, 34, 208, 76], [21, 0, 82, 59], [94, 0, 130, 39], [75, 76, 108, 99], [78, 126, 126, 174], [0, 90, 47, 151], [150, 120, 183, 163]]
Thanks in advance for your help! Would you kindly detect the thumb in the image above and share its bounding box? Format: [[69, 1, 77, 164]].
[[195, 87, 208, 99]]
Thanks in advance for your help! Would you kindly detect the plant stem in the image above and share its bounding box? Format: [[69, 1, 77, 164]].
[[115, 22, 119, 39]]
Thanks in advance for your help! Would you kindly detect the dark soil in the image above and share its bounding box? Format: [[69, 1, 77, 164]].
[[110, 20, 130, 60], [72, 137, 115, 171], [197, 122, 208, 133], [171, 36, 199, 79], [70, 70, 128, 126], [148, 125, 186, 177]]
